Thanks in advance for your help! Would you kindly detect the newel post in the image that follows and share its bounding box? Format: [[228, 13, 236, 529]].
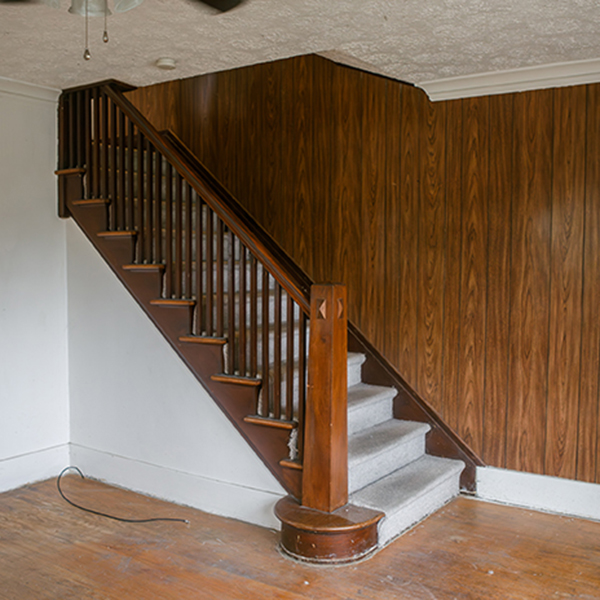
[[302, 283, 348, 511]]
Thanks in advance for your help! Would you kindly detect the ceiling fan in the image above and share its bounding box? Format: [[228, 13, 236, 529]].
[[0, 0, 247, 60]]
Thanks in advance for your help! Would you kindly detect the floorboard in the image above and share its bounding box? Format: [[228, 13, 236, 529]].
[[0, 477, 598, 599]]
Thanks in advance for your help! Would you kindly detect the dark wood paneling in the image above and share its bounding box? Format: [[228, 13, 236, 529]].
[[417, 98, 446, 415], [579, 83, 600, 483], [482, 94, 513, 468], [129, 58, 600, 483], [456, 97, 489, 457], [506, 90, 553, 475], [545, 86, 587, 479]]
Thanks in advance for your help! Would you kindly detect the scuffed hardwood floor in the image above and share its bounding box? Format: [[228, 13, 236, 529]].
[[0, 476, 599, 599]]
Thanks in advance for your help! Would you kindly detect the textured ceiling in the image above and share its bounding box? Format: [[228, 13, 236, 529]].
[[1, 0, 600, 95]]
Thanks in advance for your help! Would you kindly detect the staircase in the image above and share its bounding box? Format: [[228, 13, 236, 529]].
[[56, 80, 481, 563]]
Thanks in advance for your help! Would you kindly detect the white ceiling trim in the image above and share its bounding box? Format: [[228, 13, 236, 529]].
[[419, 58, 600, 102], [0, 76, 61, 103]]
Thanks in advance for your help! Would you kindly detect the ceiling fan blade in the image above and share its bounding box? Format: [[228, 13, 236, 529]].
[[194, 0, 246, 13]]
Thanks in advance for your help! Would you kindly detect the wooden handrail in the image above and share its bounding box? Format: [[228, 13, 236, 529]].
[[102, 84, 313, 314]]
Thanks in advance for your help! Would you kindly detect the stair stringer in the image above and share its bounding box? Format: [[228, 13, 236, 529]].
[[65, 191, 302, 498]]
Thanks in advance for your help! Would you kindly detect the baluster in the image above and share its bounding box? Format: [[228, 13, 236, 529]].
[[58, 95, 68, 171], [145, 140, 153, 262], [84, 90, 92, 199], [261, 269, 270, 416], [164, 163, 173, 298], [136, 130, 144, 262], [68, 94, 75, 168], [194, 199, 205, 335], [215, 219, 224, 337], [92, 89, 101, 199], [126, 118, 134, 230], [285, 294, 294, 421], [154, 153, 163, 264], [109, 98, 117, 230], [205, 208, 214, 335], [227, 230, 236, 373], [185, 183, 193, 297], [174, 172, 183, 297], [297, 310, 307, 460], [117, 108, 126, 230], [77, 91, 85, 168], [249, 256, 258, 377], [101, 92, 108, 202], [238, 245, 247, 376], [273, 284, 282, 419]]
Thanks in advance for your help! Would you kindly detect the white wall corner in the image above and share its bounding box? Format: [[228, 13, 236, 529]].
[[0, 444, 70, 494], [0, 75, 61, 103], [476, 466, 600, 522], [70, 444, 284, 530], [419, 57, 600, 102]]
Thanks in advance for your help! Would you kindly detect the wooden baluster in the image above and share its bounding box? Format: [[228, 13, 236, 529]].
[[109, 98, 117, 230], [297, 310, 307, 461], [126, 119, 134, 230], [164, 162, 173, 298], [101, 92, 108, 202], [205, 208, 214, 336], [136, 130, 144, 263], [84, 90, 92, 199], [154, 153, 163, 264], [174, 172, 183, 297], [92, 89, 101, 199], [68, 94, 75, 168], [58, 95, 67, 171], [273, 284, 282, 419], [77, 91, 85, 168], [239, 245, 247, 376], [285, 294, 295, 421], [249, 255, 258, 377], [117, 108, 126, 230], [227, 230, 236, 373], [216, 219, 224, 337], [261, 268, 270, 416], [302, 284, 348, 512], [194, 199, 205, 335], [185, 183, 193, 297], [145, 140, 153, 262]]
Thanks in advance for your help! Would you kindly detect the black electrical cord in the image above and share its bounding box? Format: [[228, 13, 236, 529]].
[[57, 466, 189, 524]]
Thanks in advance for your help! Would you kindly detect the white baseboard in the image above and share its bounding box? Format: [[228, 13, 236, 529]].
[[70, 444, 284, 530], [0, 444, 70, 493], [476, 466, 600, 522]]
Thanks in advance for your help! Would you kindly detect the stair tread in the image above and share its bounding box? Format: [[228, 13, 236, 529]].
[[348, 383, 397, 410], [349, 419, 430, 464], [351, 455, 464, 514]]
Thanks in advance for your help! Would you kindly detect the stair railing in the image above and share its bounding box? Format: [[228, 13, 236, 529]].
[[57, 80, 349, 511]]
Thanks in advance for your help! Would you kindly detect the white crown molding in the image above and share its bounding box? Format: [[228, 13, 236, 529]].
[[476, 466, 600, 522], [0, 76, 61, 103], [419, 57, 600, 102]]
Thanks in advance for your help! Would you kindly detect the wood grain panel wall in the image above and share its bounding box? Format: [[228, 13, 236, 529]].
[[126, 58, 600, 483]]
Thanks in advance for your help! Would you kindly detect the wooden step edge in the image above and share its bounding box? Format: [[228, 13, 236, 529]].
[[179, 335, 227, 346], [55, 167, 86, 176], [211, 374, 261, 387], [275, 496, 384, 564], [72, 198, 110, 207], [150, 298, 195, 308], [97, 230, 136, 239], [243, 415, 297, 430], [122, 263, 164, 273], [279, 459, 303, 471]]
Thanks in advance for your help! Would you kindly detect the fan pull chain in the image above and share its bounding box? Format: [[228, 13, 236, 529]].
[[83, 0, 91, 60]]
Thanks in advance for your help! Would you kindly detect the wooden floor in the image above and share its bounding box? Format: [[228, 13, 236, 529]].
[[0, 477, 599, 599]]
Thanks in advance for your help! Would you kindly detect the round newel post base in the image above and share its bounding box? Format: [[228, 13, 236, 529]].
[[275, 496, 384, 564]]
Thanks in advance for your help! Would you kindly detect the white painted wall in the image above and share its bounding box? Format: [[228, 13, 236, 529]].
[[0, 77, 69, 491], [66, 222, 285, 528]]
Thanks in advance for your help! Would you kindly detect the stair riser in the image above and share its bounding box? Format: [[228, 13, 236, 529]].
[[349, 435, 426, 494], [348, 397, 394, 436]]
